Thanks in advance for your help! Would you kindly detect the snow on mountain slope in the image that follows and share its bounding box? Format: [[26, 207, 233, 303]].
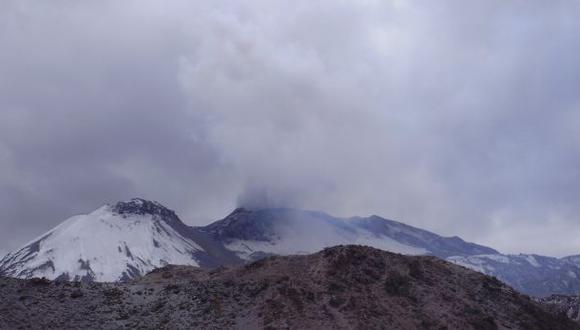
[[448, 254, 580, 297], [223, 229, 427, 261], [6, 199, 580, 298], [349, 215, 498, 258], [201, 208, 495, 261], [201, 208, 580, 296], [0, 199, 206, 282]]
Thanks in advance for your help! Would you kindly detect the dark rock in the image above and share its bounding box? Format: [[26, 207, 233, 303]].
[[112, 198, 181, 225], [70, 289, 83, 298]]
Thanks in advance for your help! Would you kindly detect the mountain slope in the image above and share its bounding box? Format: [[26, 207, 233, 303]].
[[5, 199, 580, 298], [537, 294, 580, 323], [1, 245, 576, 329], [0, 199, 239, 282], [201, 208, 580, 297], [448, 254, 580, 297], [201, 208, 497, 261]]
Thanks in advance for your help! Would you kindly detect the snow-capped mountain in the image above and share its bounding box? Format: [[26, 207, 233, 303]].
[[201, 208, 498, 261], [0, 199, 238, 282], [0, 201, 497, 283], [197, 208, 580, 297], [4, 198, 580, 297]]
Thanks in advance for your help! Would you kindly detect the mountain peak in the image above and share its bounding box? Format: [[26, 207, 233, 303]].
[[229, 207, 249, 215], [111, 198, 180, 224], [0, 197, 208, 282]]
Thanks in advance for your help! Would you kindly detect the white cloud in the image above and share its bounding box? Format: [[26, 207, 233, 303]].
[[1, 0, 580, 256]]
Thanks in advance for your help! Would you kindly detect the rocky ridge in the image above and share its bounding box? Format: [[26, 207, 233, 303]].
[[0, 245, 576, 329]]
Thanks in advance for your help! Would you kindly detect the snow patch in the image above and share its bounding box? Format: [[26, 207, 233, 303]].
[[225, 224, 427, 260], [524, 255, 541, 268]]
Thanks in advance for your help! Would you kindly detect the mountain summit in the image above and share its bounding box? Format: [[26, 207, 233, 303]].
[[4, 199, 580, 297], [203, 207, 498, 261], [0, 199, 231, 282], [112, 198, 181, 224], [2, 201, 498, 283]]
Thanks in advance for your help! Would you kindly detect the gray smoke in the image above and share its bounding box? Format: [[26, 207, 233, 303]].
[[1, 1, 580, 256]]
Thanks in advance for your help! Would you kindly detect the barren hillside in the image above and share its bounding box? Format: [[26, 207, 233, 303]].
[[0, 245, 576, 329]]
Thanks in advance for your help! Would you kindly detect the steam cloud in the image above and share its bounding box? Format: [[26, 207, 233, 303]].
[[1, 1, 580, 256]]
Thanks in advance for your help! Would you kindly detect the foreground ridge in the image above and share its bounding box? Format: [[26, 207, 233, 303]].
[[0, 245, 576, 329]]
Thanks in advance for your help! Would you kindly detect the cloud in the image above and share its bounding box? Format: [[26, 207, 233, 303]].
[[1, 0, 580, 256]]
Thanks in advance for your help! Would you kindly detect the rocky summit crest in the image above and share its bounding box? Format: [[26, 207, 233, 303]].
[[111, 198, 180, 224]]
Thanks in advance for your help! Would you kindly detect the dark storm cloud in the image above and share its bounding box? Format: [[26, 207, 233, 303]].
[[1, 0, 580, 257]]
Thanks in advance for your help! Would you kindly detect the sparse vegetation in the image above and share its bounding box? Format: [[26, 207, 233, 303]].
[[0, 245, 577, 329]]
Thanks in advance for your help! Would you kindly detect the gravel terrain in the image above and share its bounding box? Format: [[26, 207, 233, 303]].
[[0, 245, 577, 329], [537, 294, 580, 323]]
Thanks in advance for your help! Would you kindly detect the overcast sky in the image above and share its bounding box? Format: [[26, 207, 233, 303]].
[[1, 0, 580, 257]]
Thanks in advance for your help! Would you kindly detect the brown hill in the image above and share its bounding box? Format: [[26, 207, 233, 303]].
[[0, 245, 576, 329]]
